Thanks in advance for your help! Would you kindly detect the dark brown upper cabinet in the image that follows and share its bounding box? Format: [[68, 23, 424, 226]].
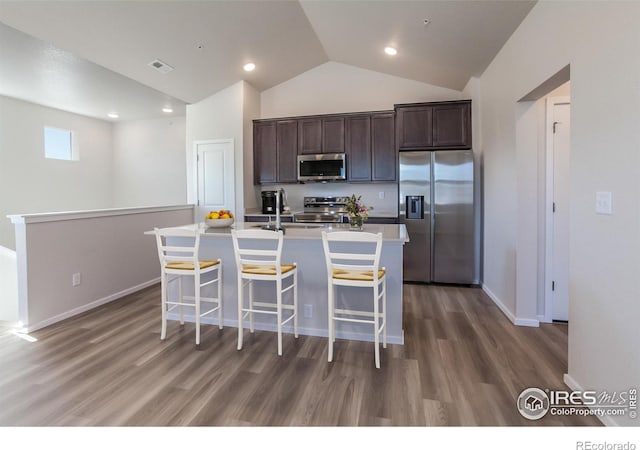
[[396, 100, 471, 150], [297, 118, 322, 154], [298, 116, 345, 154], [396, 106, 432, 149], [371, 112, 396, 181], [345, 115, 371, 182], [432, 102, 471, 148], [345, 112, 396, 183], [276, 120, 298, 183], [322, 116, 345, 153], [254, 121, 277, 184]]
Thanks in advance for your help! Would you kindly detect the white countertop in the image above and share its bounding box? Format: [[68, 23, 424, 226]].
[[148, 222, 409, 243]]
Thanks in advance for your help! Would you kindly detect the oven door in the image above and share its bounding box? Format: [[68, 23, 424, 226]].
[[294, 213, 344, 223]]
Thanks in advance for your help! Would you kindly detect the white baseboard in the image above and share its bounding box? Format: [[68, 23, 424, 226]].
[[514, 317, 540, 327], [482, 284, 539, 327], [26, 278, 160, 333], [563, 373, 619, 427]]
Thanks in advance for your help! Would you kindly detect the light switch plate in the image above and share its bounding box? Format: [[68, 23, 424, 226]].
[[378, 191, 385, 199], [595, 191, 612, 215]]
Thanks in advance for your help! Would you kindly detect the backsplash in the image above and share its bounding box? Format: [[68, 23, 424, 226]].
[[254, 183, 398, 215]]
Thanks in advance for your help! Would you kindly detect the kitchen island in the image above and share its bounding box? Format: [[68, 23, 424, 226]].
[[148, 222, 408, 344]]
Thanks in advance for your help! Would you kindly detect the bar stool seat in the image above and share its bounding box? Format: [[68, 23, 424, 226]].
[[154, 227, 222, 349], [242, 264, 296, 275], [231, 228, 298, 356], [322, 230, 387, 368]]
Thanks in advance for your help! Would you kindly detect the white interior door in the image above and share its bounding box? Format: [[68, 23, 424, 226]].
[[551, 101, 570, 322], [195, 139, 234, 222]]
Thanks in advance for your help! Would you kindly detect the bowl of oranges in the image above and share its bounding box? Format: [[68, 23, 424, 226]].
[[205, 209, 234, 228]]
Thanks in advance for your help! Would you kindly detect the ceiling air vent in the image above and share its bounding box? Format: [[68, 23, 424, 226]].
[[148, 59, 174, 74]]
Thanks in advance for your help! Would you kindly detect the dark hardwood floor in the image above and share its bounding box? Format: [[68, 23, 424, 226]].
[[0, 283, 600, 426]]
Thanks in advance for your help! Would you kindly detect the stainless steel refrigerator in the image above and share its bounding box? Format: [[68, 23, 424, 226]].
[[399, 150, 477, 284]]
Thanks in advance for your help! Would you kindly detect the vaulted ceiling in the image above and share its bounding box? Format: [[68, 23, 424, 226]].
[[0, 0, 536, 120]]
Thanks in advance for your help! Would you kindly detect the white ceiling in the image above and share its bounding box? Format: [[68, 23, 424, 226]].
[[0, 22, 186, 122], [0, 0, 536, 121]]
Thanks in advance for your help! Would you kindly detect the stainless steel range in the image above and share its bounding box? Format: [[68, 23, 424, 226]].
[[294, 196, 349, 223]]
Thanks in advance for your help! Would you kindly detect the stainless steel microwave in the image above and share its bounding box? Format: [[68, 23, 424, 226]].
[[297, 153, 346, 182]]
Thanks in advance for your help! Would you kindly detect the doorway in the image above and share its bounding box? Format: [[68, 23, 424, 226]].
[[545, 97, 571, 322]]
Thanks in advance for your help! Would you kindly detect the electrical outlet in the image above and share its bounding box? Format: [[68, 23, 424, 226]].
[[304, 304, 313, 318], [72, 272, 81, 287], [378, 191, 385, 199]]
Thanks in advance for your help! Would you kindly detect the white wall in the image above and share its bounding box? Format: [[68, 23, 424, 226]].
[[185, 81, 246, 221], [113, 117, 186, 207], [0, 95, 113, 250], [479, 2, 639, 425], [261, 61, 463, 118], [0, 245, 18, 322]]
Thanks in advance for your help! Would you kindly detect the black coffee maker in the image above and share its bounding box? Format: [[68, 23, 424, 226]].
[[261, 190, 285, 214]]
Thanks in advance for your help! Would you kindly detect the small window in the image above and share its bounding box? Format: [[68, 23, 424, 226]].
[[44, 127, 75, 160]]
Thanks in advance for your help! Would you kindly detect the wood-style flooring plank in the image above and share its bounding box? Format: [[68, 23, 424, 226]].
[[0, 283, 601, 426]]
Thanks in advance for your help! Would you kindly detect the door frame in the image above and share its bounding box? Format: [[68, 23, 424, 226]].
[[544, 96, 570, 323]]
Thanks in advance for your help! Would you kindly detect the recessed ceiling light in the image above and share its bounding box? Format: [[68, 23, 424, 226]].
[[384, 46, 397, 56], [162, 107, 173, 113], [107, 113, 119, 119], [243, 62, 256, 72]]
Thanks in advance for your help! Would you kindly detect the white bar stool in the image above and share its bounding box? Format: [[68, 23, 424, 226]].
[[231, 228, 298, 356], [154, 227, 222, 349], [321, 230, 387, 368]]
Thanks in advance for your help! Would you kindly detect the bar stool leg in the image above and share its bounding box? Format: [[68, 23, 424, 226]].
[[237, 276, 244, 351], [293, 269, 299, 338], [160, 271, 168, 340], [277, 278, 283, 356], [217, 263, 223, 329], [178, 275, 184, 325], [327, 282, 334, 362], [249, 279, 254, 333], [195, 272, 201, 349], [382, 277, 387, 349], [374, 285, 380, 369]]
